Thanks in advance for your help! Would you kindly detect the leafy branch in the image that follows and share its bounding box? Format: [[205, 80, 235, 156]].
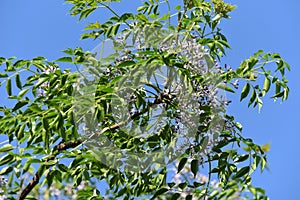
[[17, 140, 83, 200]]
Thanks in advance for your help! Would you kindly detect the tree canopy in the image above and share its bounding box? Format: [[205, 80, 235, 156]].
[[0, 0, 290, 199]]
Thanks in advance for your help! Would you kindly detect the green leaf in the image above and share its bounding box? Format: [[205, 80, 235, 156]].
[[119, 13, 134, 22], [151, 188, 168, 199], [233, 166, 250, 179], [23, 158, 41, 173], [0, 154, 15, 166], [79, 7, 97, 20], [53, 170, 62, 182], [43, 118, 49, 131], [57, 164, 68, 172], [204, 54, 214, 69], [47, 170, 55, 186], [117, 60, 136, 68], [18, 88, 30, 98], [34, 77, 49, 89], [228, 164, 237, 173], [136, 14, 148, 22], [209, 190, 219, 198], [217, 83, 235, 93], [61, 48, 74, 55], [175, 5, 181, 10], [240, 83, 250, 101], [193, 181, 204, 187], [12, 100, 28, 112], [17, 123, 26, 140], [55, 57, 72, 63], [252, 155, 261, 171], [275, 82, 281, 93], [191, 159, 199, 178], [272, 91, 284, 99], [177, 157, 188, 173], [254, 50, 264, 57], [171, 193, 181, 200], [112, 23, 120, 36], [0, 73, 8, 78], [234, 154, 249, 163], [0, 166, 13, 175], [178, 182, 187, 190], [0, 144, 14, 153], [33, 56, 46, 61], [42, 117, 50, 150], [168, 182, 176, 188], [248, 90, 256, 107], [257, 97, 263, 113], [116, 187, 127, 197], [261, 156, 267, 172], [43, 160, 56, 166], [283, 87, 289, 101], [6, 78, 12, 96], [262, 77, 271, 96], [15, 73, 22, 89]]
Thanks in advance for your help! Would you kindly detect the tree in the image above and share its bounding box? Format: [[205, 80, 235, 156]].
[[0, 0, 290, 199]]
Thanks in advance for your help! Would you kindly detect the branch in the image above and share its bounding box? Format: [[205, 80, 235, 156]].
[[17, 140, 82, 200], [16, 173, 40, 200], [18, 94, 168, 199], [16, 105, 152, 200]]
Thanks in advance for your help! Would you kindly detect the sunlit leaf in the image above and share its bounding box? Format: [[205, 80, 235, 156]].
[[240, 83, 250, 101], [0, 144, 13, 153], [0, 154, 15, 166], [15, 73, 22, 89], [248, 90, 257, 107], [55, 57, 72, 63], [0, 166, 13, 175], [6, 78, 12, 96], [217, 83, 235, 93]]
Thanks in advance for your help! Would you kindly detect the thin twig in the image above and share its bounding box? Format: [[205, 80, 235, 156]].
[[98, 2, 131, 27]]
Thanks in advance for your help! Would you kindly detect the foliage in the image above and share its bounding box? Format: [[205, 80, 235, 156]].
[[0, 0, 290, 199]]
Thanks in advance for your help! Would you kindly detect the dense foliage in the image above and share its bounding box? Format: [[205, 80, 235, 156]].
[[0, 0, 290, 199]]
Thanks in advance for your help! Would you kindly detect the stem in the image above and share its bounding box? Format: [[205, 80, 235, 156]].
[[201, 30, 218, 38], [98, 2, 130, 27], [204, 154, 212, 199], [177, 2, 188, 33], [165, 0, 171, 28], [201, 23, 207, 38], [0, 68, 34, 87]]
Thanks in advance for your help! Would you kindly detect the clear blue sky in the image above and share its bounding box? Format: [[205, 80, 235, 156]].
[[0, 1, 299, 199]]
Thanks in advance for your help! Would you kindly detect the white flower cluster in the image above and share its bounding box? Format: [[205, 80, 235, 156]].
[[37, 65, 58, 97], [77, 27, 233, 172], [155, 36, 227, 155], [0, 176, 7, 200]]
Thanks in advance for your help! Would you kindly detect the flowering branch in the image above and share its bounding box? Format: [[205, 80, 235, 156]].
[[17, 92, 169, 200]]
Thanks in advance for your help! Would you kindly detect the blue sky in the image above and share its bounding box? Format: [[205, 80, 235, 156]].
[[0, 0, 299, 199]]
